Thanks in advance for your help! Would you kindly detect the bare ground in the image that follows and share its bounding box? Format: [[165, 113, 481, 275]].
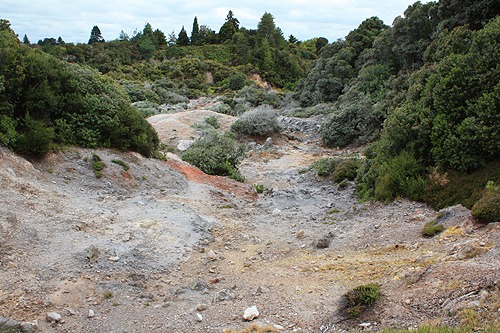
[[0, 109, 499, 333]]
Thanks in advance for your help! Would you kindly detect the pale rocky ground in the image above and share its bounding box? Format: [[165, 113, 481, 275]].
[[1, 104, 499, 333]]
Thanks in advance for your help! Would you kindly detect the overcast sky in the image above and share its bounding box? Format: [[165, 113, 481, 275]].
[[2, 0, 427, 44]]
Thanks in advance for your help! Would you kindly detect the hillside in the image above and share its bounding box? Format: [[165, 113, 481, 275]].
[[1, 108, 499, 332]]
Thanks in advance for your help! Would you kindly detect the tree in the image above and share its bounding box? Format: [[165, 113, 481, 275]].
[[219, 10, 239, 43], [257, 12, 285, 47], [57, 36, 65, 46], [23, 34, 30, 45], [288, 35, 299, 44], [88, 25, 104, 44], [177, 26, 189, 46], [191, 16, 200, 45], [167, 30, 177, 46], [152, 29, 166, 47], [119, 30, 129, 41], [143, 22, 153, 38], [315, 37, 329, 53]]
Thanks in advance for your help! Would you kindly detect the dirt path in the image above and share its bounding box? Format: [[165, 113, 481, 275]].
[[0, 110, 499, 333]]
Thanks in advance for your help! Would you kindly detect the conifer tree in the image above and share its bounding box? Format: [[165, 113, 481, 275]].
[[177, 26, 190, 46], [88, 25, 104, 44], [23, 34, 30, 44], [191, 17, 200, 45]]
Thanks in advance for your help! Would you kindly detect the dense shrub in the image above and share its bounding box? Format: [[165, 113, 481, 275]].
[[471, 186, 500, 223], [332, 159, 360, 183], [310, 157, 339, 177], [230, 105, 280, 136], [13, 115, 55, 157], [374, 151, 427, 202], [180, 130, 245, 182], [342, 283, 381, 318], [234, 85, 281, 107]]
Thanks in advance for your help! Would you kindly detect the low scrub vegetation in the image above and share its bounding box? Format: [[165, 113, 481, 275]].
[[421, 221, 445, 237], [231, 105, 281, 137], [180, 130, 245, 182], [341, 283, 381, 318]]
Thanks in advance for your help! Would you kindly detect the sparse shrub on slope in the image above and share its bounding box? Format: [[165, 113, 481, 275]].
[[341, 283, 381, 318], [231, 105, 281, 137], [180, 130, 245, 182], [471, 183, 500, 223]]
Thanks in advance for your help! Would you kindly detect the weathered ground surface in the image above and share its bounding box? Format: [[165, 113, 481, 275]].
[[0, 107, 499, 333]]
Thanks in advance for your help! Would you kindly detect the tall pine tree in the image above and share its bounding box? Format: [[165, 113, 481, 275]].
[[88, 25, 104, 44], [177, 26, 190, 46], [191, 17, 199, 45]]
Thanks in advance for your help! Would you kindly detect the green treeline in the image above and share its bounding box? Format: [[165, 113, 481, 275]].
[[35, 12, 317, 91]]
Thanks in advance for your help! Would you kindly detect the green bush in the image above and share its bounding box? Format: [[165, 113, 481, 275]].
[[0, 115, 17, 147], [421, 220, 445, 237], [311, 157, 340, 177], [374, 151, 427, 202], [343, 283, 381, 318], [333, 159, 360, 183], [180, 130, 245, 182], [231, 105, 280, 136], [13, 115, 55, 157], [471, 187, 500, 223]]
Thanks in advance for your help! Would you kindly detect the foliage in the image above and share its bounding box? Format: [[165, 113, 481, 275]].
[[111, 159, 130, 171], [421, 220, 445, 237], [310, 158, 339, 177], [0, 23, 159, 157], [367, 150, 427, 202], [91, 154, 106, 178], [332, 159, 360, 183], [204, 115, 220, 129], [471, 185, 500, 223], [13, 114, 55, 157], [342, 283, 381, 318], [180, 130, 245, 182], [424, 161, 500, 210], [254, 184, 265, 193], [230, 105, 280, 136]]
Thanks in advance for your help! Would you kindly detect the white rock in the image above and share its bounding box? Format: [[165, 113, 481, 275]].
[[177, 140, 195, 151], [195, 313, 203, 322], [88, 309, 95, 318], [274, 324, 285, 331], [243, 306, 259, 321], [108, 256, 120, 262], [272, 208, 281, 216], [46, 312, 61, 322], [206, 250, 218, 260]]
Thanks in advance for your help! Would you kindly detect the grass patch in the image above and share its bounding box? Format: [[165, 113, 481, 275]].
[[421, 221, 445, 237], [111, 159, 130, 171]]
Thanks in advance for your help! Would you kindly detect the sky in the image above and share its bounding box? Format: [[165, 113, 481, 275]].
[[1, 0, 427, 44]]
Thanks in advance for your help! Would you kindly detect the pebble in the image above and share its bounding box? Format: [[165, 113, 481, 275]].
[[108, 256, 120, 262], [196, 303, 208, 311], [195, 313, 203, 322], [65, 308, 77, 316], [88, 309, 95, 318], [296, 230, 305, 239], [46, 312, 61, 323], [243, 306, 259, 321]]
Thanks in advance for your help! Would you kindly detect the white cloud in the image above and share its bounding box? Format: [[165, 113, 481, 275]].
[[1, 0, 428, 43]]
